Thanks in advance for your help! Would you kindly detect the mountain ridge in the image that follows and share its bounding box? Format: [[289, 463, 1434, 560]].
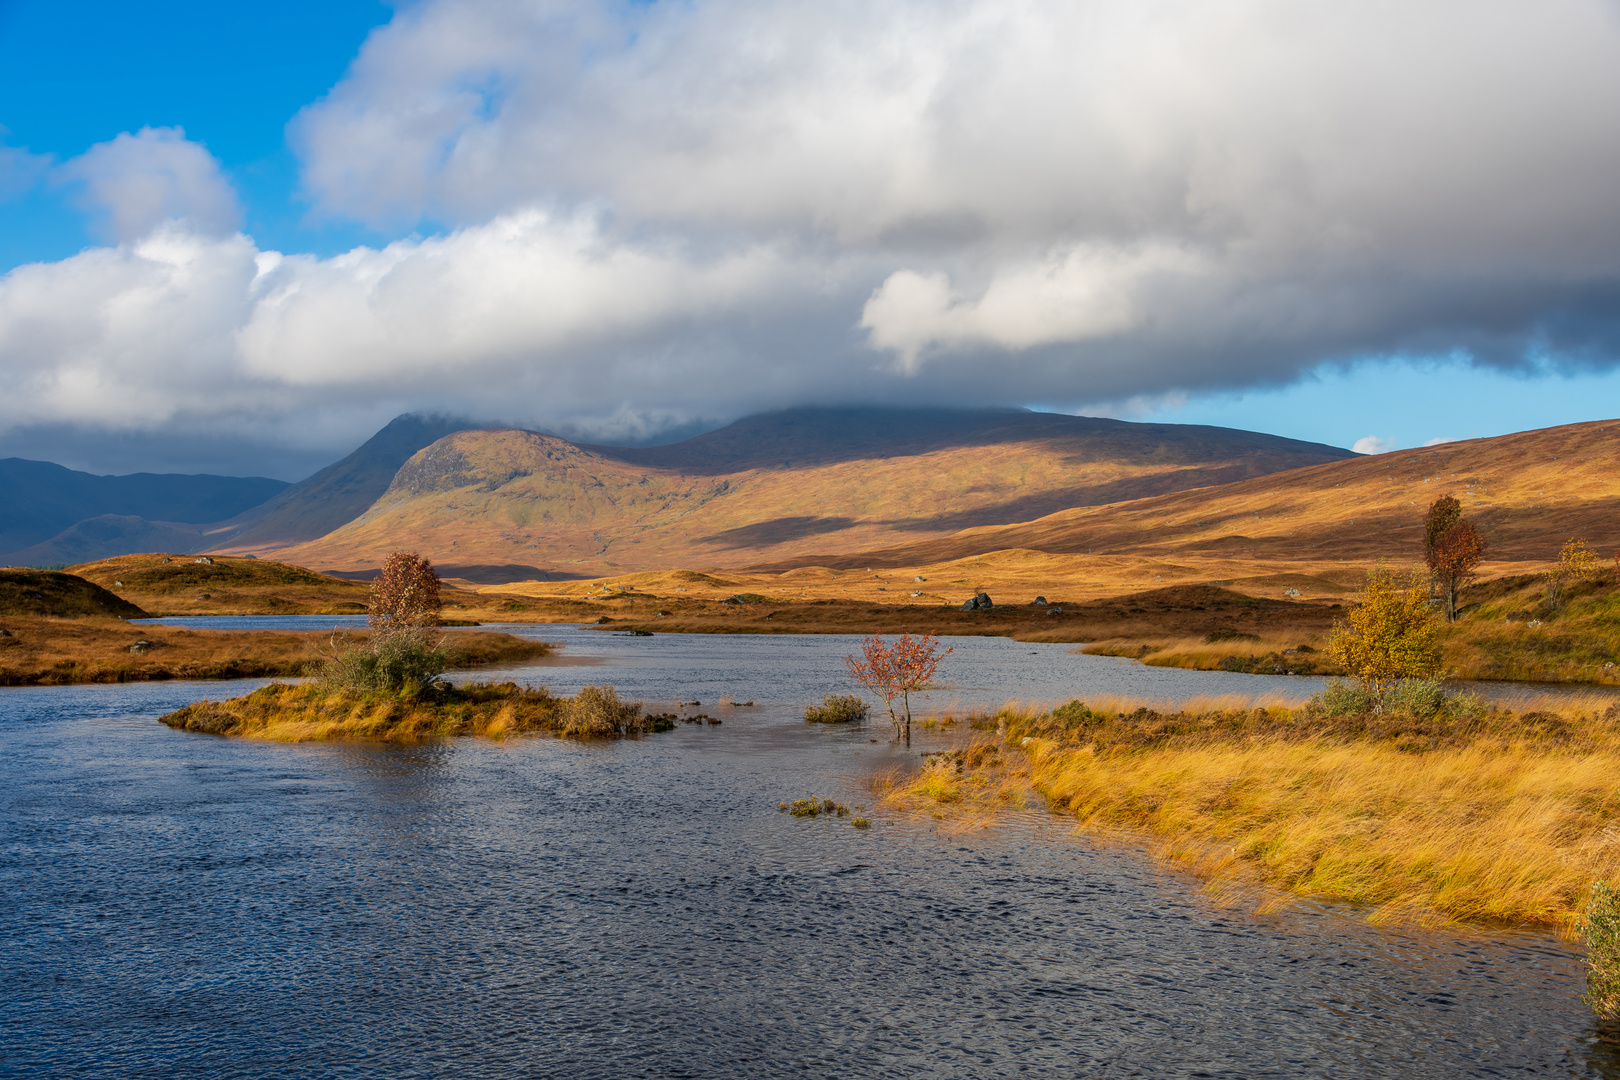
[[263, 407, 1358, 575]]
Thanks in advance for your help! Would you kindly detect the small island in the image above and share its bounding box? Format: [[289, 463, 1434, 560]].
[[154, 552, 669, 743]]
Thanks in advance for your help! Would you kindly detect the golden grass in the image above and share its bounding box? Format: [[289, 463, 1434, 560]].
[[884, 694, 1620, 931], [158, 679, 665, 742], [1079, 632, 1341, 676], [0, 617, 552, 685]]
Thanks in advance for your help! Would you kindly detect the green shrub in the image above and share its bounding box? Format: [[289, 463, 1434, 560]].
[[805, 693, 869, 723], [1386, 678, 1447, 720], [1585, 879, 1620, 1020], [321, 628, 448, 695], [1050, 700, 1099, 728], [1307, 677, 1486, 721], [1306, 678, 1377, 718]]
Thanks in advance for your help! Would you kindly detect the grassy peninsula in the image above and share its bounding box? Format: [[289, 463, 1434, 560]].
[[0, 620, 551, 686], [883, 689, 1620, 934]]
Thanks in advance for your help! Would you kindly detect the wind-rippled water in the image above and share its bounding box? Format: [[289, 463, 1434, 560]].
[[5, 624, 1618, 1077]]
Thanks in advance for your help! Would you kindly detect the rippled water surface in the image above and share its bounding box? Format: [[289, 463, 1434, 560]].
[[4, 625, 1618, 1077]]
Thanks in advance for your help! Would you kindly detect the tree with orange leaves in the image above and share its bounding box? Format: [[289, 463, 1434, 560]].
[[846, 632, 952, 747], [369, 551, 442, 629], [1428, 518, 1486, 622]]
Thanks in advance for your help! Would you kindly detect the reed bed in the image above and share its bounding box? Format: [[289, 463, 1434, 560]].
[[885, 692, 1620, 932]]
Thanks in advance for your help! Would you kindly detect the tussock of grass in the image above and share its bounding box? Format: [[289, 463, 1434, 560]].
[[805, 693, 869, 723], [159, 680, 669, 742], [889, 692, 1620, 931]]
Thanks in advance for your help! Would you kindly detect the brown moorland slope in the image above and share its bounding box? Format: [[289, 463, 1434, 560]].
[[758, 418, 1620, 573], [0, 569, 148, 619], [266, 407, 1353, 576], [70, 553, 376, 616]]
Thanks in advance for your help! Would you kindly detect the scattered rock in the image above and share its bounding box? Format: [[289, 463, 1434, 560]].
[[197, 593, 212, 600], [114, 580, 123, 587], [193, 557, 214, 565], [1046, 607, 1064, 616], [960, 591, 994, 611], [1032, 596, 1047, 606], [914, 576, 926, 582], [0, 628, 11, 637], [129, 640, 154, 654]]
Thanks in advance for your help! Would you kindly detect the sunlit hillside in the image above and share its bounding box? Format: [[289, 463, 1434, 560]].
[[768, 418, 1620, 574], [259, 407, 1352, 576]]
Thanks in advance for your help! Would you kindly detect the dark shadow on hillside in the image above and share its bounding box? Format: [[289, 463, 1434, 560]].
[[327, 563, 589, 584], [699, 516, 860, 549], [583, 406, 1354, 475]]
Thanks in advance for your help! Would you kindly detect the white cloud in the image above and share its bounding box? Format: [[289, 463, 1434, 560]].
[[1352, 436, 1395, 455], [860, 243, 1206, 372], [11, 0, 1620, 459], [60, 127, 241, 242], [284, 0, 1620, 382]]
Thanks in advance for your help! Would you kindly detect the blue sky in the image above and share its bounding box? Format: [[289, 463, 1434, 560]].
[[0, 0, 393, 268], [3, 0, 1620, 478]]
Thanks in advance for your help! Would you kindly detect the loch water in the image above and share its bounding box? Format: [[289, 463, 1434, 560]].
[[3, 624, 1617, 1078]]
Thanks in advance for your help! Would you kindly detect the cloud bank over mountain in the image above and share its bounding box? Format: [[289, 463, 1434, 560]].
[[4, 0, 1620, 466]]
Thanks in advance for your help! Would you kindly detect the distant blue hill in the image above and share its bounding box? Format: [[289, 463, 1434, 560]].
[[0, 460, 288, 559], [1, 413, 479, 567]]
